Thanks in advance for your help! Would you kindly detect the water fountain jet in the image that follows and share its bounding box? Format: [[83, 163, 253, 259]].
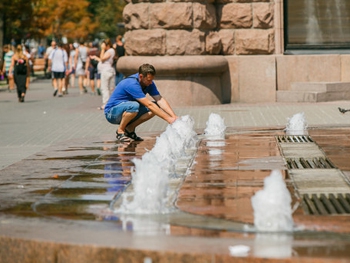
[[204, 113, 226, 139], [251, 170, 294, 232], [116, 115, 198, 214], [285, 112, 308, 135]]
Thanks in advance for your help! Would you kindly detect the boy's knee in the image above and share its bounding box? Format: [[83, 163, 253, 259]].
[[123, 111, 138, 117]]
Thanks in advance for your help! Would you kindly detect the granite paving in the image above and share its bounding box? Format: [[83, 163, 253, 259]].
[[1, 79, 350, 262]]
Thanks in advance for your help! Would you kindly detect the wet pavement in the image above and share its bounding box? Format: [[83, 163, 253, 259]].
[[2, 79, 350, 262]]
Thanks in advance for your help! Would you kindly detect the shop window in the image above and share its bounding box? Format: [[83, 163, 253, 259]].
[[284, 0, 350, 52]]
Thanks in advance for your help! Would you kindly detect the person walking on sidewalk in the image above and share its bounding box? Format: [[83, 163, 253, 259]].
[[8, 45, 30, 102], [68, 43, 78, 89], [90, 39, 115, 110], [85, 42, 101, 95], [23, 45, 34, 89], [44, 40, 56, 79], [48, 42, 68, 97], [2, 44, 15, 92], [74, 41, 89, 94], [104, 63, 178, 142], [113, 35, 125, 86], [62, 43, 71, 94]]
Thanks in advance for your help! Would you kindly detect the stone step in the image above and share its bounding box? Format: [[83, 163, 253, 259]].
[[277, 82, 350, 102], [291, 82, 350, 92]]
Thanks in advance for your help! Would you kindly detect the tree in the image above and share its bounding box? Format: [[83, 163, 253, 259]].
[[1, 0, 33, 44], [94, 0, 126, 39], [32, 0, 98, 41], [0, 0, 126, 46]]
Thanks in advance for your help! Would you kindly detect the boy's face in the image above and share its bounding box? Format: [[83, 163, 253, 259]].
[[139, 73, 154, 87]]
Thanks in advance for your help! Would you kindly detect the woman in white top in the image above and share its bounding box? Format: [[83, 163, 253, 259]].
[[91, 38, 115, 110]]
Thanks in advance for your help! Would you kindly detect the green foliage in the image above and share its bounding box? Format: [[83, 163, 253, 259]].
[[94, 0, 126, 39], [1, 0, 33, 42], [1, 0, 126, 43]]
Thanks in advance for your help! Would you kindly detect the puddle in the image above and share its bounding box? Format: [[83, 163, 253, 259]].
[[0, 202, 39, 218], [2, 128, 350, 245], [33, 200, 110, 220], [44, 154, 101, 161], [70, 173, 131, 183], [26, 175, 72, 181], [2, 127, 350, 261], [61, 147, 110, 152]]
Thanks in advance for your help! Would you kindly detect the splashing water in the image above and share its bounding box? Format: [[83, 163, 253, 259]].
[[204, 113, 226, 139], [120, 154, 169, 214], [117, 115, 197, 214], [285, 112, 308, 135], [251, 170, 294, 232]]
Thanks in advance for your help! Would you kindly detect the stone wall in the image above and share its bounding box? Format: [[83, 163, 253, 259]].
[[120, 1, 350, 104], [119, 0, 276, 106], [123, 0, 275, 56]]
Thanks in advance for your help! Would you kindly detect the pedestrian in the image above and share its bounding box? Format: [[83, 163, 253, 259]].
[[85, 42, 101, 95], [48, 42, 68, 97], [68, 43, 78, 89], [23, 45, 34, 89], [90, 38, 115, 110], [104, 63, 178, 142], [38, 43, 45, 58], [44, 40, 56, 79], [10, 39, 16, 48], [62, 43, 71, 94], [8, 44, 30, 102], [2, 44, 15, 92], [114, 35, 125, 86], [74, 41, 89, 94]]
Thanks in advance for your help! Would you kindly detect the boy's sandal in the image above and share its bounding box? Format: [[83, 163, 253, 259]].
[[125, 130, 144, 141], [116, 132, 132, 142]]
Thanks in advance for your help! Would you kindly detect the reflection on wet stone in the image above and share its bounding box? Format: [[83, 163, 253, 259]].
[[2, 128, 350, 260], [34, 199, 110, 220]]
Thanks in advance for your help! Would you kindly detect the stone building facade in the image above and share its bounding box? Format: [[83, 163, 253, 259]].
[[123, 0, 274, 56], [117, 0, 350, 105]]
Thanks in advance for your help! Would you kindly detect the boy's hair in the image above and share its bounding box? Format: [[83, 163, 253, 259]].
[[139, 64, 156, 76]]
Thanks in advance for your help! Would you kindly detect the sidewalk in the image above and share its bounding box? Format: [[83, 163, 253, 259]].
[[1, 78, 350, 170]]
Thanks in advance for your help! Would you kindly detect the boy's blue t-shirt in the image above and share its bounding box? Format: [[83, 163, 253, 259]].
[[104, 73, 160, 113]]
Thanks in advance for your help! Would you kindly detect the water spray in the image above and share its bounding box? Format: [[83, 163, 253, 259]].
[[117, 115, 198, 214], [285, 112, 308, 135], [251, 170, 294, 232]]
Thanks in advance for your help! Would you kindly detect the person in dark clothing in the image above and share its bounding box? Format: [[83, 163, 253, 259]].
[[114, 35, 125, 86], [85, 42, 101, 95], [8, 45, 30, 102]]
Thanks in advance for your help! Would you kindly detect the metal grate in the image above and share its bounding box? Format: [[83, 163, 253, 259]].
[[277, 134, 350, 216], [286, 157, 335, 169], [303, 193, 350, 215], [277, 135, 314, 143]]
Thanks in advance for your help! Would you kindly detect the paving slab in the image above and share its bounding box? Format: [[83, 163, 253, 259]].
[[2, 79, 350, 262]]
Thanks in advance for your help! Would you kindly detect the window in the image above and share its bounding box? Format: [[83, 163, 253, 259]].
[[284, 0, 350, 52]]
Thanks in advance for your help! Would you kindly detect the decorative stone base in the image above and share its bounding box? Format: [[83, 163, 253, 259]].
[[117, 55, 350, 105], [117, 56, 229, 106], [277, 82, 350, 102]]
